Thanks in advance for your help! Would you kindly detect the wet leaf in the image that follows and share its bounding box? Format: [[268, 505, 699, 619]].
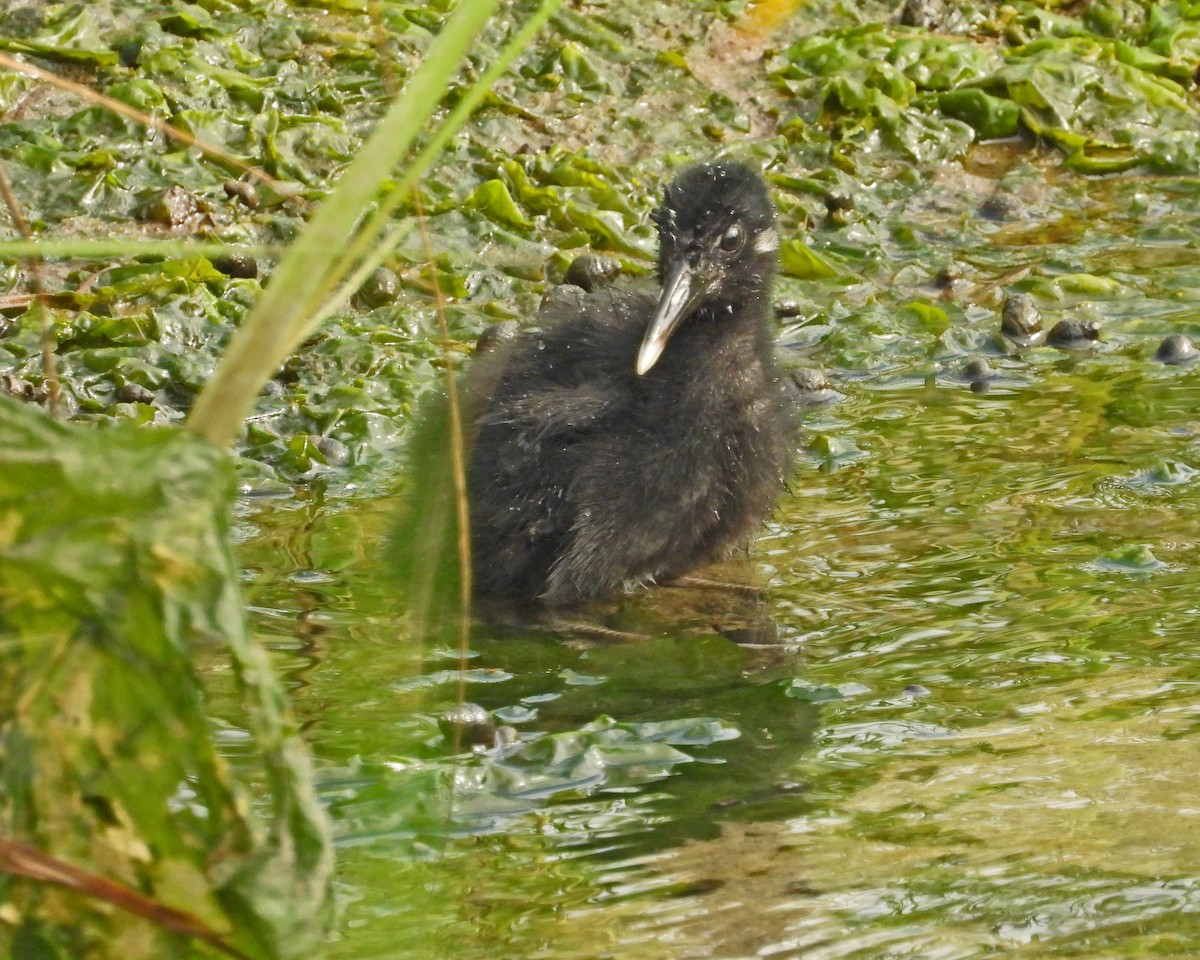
[[786, 680, 872, 702], [466, 178, 534, 230], [937, 88, 1021, 139], [904, 300, 952, 336], [1092, 544, 1168, 572], [779, 238, 839, 280]]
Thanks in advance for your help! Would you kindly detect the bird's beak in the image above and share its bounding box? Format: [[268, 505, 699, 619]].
[[636, 262, 705, 376]]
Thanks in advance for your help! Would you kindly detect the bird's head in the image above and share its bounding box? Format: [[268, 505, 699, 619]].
[[637, 161, 778, 376]]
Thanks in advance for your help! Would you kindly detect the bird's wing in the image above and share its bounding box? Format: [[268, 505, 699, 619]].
[[474, 383, 618, 440], [473, 287, 647, 440]]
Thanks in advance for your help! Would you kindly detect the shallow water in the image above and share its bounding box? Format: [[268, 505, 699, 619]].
[[220, 133, 1200, 960], [233, 314, 1200, 957]]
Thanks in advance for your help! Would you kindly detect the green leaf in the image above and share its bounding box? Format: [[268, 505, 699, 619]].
[[903, 300, 952, 336], [0, 398, 334, 959], [780, 238, 839, 280], [786, 679, 872, 702], [938, 88, 1021, 139], [467, 178, 534, 230]]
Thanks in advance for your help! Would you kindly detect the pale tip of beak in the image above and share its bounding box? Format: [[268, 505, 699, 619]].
[[635, 340, 665, 376]]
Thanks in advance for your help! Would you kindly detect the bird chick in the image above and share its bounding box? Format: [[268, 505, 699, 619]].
[[468, 161, 792, 606]]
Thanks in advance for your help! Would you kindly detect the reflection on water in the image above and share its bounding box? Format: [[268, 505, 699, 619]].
[[225, 188, 1200, 958]]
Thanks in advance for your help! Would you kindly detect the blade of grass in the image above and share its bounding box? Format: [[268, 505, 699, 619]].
[[0, 239, 276, 260], [185, 0, 500, 448], [312, 0, 565, 330]]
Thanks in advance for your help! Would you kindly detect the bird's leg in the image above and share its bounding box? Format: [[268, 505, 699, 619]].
[[662, 574, 766, 599], [537, 615, 652, 645], [474, 599, 653, 644]]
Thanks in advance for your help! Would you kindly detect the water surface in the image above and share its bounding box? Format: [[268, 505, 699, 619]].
[[236, 220, 1200, 954]]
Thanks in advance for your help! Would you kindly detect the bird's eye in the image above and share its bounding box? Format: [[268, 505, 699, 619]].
[[719, 225, 744, 253]]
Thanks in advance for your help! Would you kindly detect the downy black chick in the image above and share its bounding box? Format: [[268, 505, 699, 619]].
[[468, 160, 792, 606]]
